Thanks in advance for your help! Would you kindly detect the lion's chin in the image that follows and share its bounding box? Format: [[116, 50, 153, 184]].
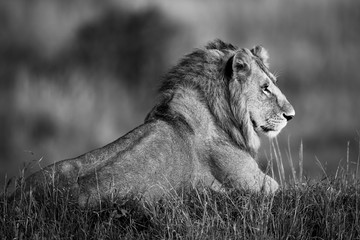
[[259, 120, 287, 138], [263, 129, 281, 138], [260, 124, 286, 138]]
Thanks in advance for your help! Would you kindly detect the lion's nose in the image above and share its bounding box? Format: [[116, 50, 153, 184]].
[[280, 99, 295, 122], [283, 113, 294, 121], [283, 107, 295, 121]]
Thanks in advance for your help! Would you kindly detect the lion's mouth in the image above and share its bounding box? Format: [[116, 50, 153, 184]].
[[250, 116, 276, 133], [251, 118, 266, 133], [260, 126, 273, 132]]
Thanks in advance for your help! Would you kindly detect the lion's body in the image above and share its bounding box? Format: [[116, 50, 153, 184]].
[[19, 40, 295, 207]]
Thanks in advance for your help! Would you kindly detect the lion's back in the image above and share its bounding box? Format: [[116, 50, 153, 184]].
[[76, 119, 197, 205]]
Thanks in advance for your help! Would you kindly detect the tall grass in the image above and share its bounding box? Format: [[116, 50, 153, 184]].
[[1, 141, 360, 239]]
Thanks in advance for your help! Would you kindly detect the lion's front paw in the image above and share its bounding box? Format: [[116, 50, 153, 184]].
[[262, 176, 279, 194]]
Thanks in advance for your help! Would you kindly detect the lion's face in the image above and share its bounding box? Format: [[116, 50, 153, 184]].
[[228, 46, 295, 139]]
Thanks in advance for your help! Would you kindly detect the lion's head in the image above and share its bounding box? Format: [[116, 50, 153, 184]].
[[151, 39, 295, 156], [225, 44, 295, 146]]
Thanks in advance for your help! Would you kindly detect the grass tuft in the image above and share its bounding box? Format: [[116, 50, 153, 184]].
[[1, 142, 360, 239]]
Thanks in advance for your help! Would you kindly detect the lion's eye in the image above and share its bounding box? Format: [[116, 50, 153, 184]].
[[262, 84, 271, 96]]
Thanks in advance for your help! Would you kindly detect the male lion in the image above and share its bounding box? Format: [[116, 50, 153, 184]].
[[18, 39, 295, 207]]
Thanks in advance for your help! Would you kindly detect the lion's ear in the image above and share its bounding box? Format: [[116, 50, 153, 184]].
[[225, 51, 251, 80], [251, 45, 269, 67]]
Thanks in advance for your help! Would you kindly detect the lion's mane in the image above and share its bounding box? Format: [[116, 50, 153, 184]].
[[147, 40, 260, 156]]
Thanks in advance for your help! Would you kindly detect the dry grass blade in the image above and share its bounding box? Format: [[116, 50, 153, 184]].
[[272, 138, 285, 186], [299, 140, 303, 185], [287, 136, 296, 184]]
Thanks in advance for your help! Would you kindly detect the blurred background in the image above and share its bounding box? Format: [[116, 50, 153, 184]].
[[1, 0, 360, 190]]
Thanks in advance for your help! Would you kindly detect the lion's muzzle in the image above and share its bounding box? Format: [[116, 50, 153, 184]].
[[281, 101, 295, 122]]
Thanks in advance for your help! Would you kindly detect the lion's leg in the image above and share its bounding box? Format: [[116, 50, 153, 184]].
[[209, 145, 279, 194], [209, 178, 226, 193], [224, 160, 279, 194], [13, 158, 81, 201], [248, 170, 279, 194]]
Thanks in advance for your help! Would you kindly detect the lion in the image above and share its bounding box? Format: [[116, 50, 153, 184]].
[[15, 39, 295, 207]]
